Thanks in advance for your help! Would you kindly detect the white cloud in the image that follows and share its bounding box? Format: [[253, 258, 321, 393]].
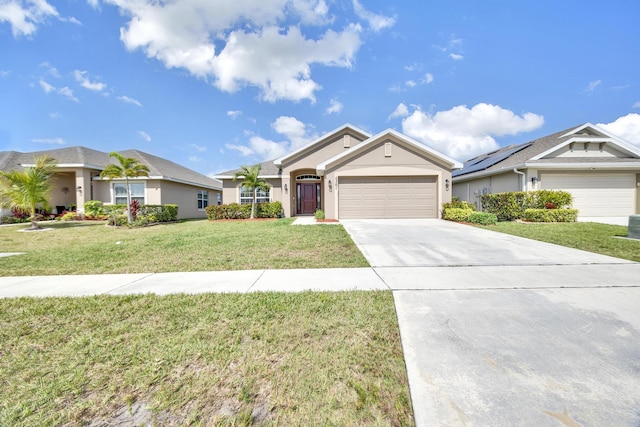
[[38, 78, 54, 93], [49, 112, 61, 119], [57, 86, 78, 102], [632, 101, 640, 109], [586, 80, 602, 92], [117, 95, 142, 107], [227, 115, 318, 160], [40, 61, 60, 78], [388, 102, 409, 121], [449, 53, 464, 61], [105, 0, 363, 102], [352, 0, 395, 32], [227, 110, 242, 119], [87, 0, 100, 9], [73, 70, 106, 92], [326, 98, 343, 114], [189, 143, 206, 152], [401, 103, 544, 160], [39, 79, 79, 101], [0, 70, 10, 78], [404, 63, 421, 72], [405, 80, 416, 88], [422, 73, 434, 84], [31, 137, 65, 145], [138, 131, 151, 142], [0, 0, 59, 37], [597, 113, 640, 146]]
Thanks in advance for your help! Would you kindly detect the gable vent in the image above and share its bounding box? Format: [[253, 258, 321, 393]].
[[385, 142, 392, 157], [343, 135, 351, 148]]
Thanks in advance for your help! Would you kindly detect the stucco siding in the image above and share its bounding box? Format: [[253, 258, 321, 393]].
[[323, 139, 452, 219], [159, 180, 219, 218]]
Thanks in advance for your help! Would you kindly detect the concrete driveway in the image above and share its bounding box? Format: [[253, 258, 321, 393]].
[[342, 219, 640, 426]]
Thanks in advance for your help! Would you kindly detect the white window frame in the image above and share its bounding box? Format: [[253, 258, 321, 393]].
[[113, 182, 145, 205], [197, 190, 208, 210], [240, 185, 270, 204]]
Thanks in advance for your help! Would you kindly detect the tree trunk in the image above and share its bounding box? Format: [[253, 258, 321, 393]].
[[251, 188, 256, 219], [29, 207, 40, 230]]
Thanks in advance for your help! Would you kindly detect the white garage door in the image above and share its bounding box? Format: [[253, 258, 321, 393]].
[[541, 173, 635, 217], [338, 176, 438, 219]]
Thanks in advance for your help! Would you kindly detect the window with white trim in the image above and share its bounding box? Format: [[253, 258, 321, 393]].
[[197, 190, 208, 209], [240, 185, 270, 204], [114, 183, 145, 205]]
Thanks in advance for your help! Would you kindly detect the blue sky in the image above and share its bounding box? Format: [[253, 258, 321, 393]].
[[2, 0, 640, 177]]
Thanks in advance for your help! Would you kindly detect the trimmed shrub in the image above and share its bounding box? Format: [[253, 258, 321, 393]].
[[442, 197, 476, 212], [137, 204, 179, 223], [314, 209, 325, 220], [84, 200, 104, 218], [206, 203, 252, 220], [257, 201, 283, 218], [523, 208, 578, 222], [442, 207, 473, 222], [481, 190, 573, 221], [467, 212, 498, 225]]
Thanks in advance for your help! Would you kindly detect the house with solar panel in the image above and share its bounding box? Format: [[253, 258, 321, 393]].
[[452, 123, 640, 223]]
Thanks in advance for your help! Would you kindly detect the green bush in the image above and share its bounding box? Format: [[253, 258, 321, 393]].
[[314, 209, 325, 220], [206, 202, 283, 220], [257, 201, 283, 218], [467, 212, 498, 225], [481, 190, 573, 221], [442, 197, 476, 211], [523, 208, 578, 222], [137, 204, 178, 223], [103, 204, 127, 215], [442, 207, 473, 222], [84, 200, 104, 218]]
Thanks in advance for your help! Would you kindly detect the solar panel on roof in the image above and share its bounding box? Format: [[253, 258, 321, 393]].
[[453, 142, 532, 177]]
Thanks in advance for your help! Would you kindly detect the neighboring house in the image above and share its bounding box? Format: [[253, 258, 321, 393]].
[[216, 124, 462, 219], [0, 146, 222, 219], [452, 123, 640, 221]]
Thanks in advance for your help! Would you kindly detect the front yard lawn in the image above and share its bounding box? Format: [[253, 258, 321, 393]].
[[0, 219, 369, 276], [0, 291, 413, 426], [480, 221, 640, 262]]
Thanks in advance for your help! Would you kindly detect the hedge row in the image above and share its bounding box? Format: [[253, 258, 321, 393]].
[[84, 201, 178, 225], [480, 190, 573, 221], [523, 209, 578, 222], [442, 207, 497, 225], [206, 201, 283, 220]]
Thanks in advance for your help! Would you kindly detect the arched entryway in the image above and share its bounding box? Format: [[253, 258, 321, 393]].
[[295, 173, 322, 215]]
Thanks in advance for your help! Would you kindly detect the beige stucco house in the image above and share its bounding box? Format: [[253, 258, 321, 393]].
[[0, 146, 222, 219], [216, 124, 462, 219], [452, 123, 640, 221]]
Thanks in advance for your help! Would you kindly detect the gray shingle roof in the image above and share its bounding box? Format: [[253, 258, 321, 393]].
[[216, 159, 280, 177], [0, 146, 221, 190]]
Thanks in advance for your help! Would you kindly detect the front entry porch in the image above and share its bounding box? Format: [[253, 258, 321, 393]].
[[294, 173, 322, 216]]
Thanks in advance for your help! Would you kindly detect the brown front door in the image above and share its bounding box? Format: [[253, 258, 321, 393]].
[[297, 183, 318, 215]]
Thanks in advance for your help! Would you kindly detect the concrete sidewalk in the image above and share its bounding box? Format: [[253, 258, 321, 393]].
[[3, 263, 640, 298], [0, 268, 388, 298]]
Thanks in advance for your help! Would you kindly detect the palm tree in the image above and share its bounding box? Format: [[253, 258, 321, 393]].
[[0, 155, 57, 230], [100, 152, 150, 224], [233, 164, 270, 219]]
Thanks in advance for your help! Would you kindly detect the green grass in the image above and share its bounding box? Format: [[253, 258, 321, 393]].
[[0, 292, 413, 426], [0, 219, 369, 276], [481, 221, 640, 262]]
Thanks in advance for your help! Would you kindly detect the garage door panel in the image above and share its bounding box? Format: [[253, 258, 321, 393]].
[[541, 173, 634, 217], [338, 176, 437, 219]]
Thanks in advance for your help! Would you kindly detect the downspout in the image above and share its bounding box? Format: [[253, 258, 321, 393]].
[[513, 168, 526, 192]]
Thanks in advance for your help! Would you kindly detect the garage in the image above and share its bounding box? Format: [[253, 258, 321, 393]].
[[338, 176, 438, 219], [541, 173, 636, 217]]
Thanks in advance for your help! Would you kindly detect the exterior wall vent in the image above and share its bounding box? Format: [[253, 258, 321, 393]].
[[343, 135, 351, 148], [385, 142, 392, 157]]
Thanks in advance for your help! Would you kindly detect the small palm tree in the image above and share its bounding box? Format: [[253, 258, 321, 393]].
[[0, 155, 57, 230], [233, 164, 270, 219], [100, 152, 150, 224]]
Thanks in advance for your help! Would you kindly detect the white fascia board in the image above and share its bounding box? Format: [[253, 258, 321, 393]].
[[96, 175, 222, 190], [558, 123, 640, 157], [524, 161, 640, 170], [273, 123, 372, 167], [317, 128, 463, 174]]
